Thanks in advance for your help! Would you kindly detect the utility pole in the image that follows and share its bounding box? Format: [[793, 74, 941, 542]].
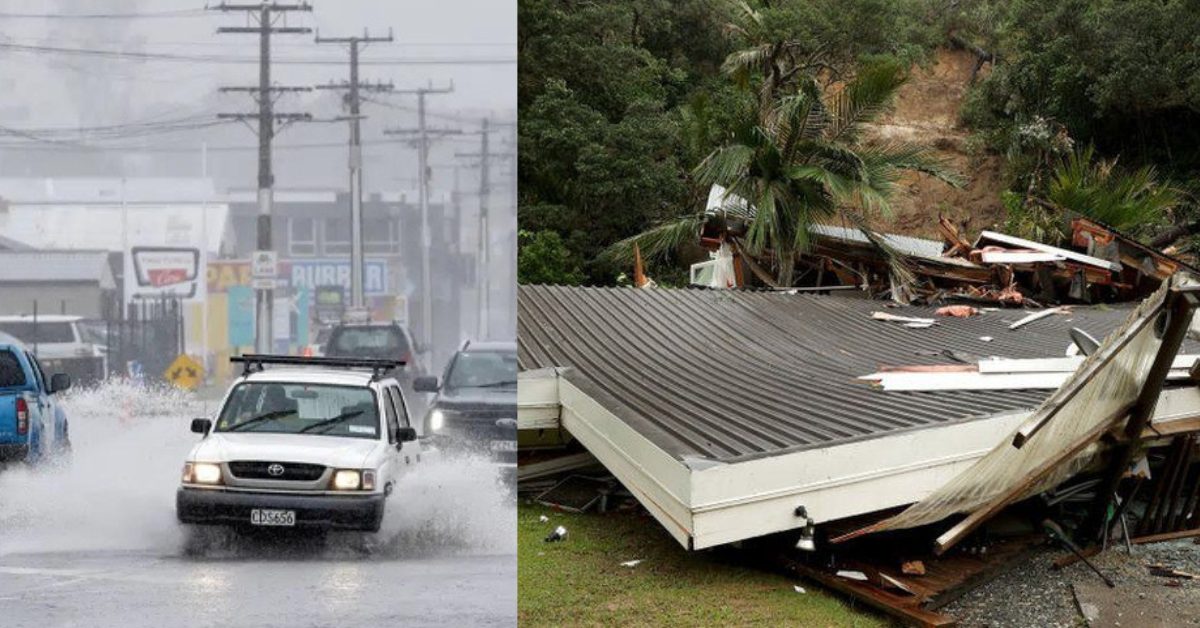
[[457, 118, 514, 339], [383, 84, 456, 354], [315, 28, 394, 313], [213, 2, 313, 353]]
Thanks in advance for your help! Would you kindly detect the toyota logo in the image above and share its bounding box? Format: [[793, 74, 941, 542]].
[[495, 418, 517, 429], [267, 463, 285, 477]]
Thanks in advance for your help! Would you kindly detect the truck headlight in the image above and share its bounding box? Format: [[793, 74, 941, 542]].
[[430, 409, 445, 431], [332, 469, 361, 490], [183, 462, 222, 485]]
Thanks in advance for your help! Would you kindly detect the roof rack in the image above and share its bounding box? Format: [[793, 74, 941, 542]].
[[231, 354, 405, 379]]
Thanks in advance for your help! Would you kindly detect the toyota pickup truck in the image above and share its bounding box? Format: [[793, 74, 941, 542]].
[[0, 340, 72, 464], [177, 354, 426, 532]]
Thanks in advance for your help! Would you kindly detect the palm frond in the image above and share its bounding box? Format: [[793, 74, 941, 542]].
[[826, 60, 907, 142], [859, 141, 964, 188], [694, 143, 756, 187], [602, 214, 707, 266], [839, 209, 918, 298]]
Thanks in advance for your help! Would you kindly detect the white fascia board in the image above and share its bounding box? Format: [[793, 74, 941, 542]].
[[979, 355, 1200, 374], [518, 368, 561, 430], [866, 370, 1190, 391], [687, 410, 1029, 549], [978, 230, 1121, 271], [868, 371, 1071, 391], [980, 251, 1066, 264], [557, 378, 695, 548], [687, 387, 1200, 549]]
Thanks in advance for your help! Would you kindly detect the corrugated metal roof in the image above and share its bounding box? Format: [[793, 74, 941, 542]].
[[518, 285, 1194, 463], [0, 250, 114, 287]]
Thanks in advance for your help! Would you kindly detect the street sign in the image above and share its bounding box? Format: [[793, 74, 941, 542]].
[[252, 250, 278, 280], [165, 354, 204, 391], [251, 277, 278, 290]]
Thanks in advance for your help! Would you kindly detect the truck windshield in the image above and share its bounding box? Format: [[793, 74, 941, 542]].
[[0, 350, 26, 387], [214, 383, 380, 439], [446, 351, 517, 390], [0, 322, 76, 344]]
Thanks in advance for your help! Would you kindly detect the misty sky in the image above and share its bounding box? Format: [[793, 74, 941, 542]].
[[0, 0, 516, 193]]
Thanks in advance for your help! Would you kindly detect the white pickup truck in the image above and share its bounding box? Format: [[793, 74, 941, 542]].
[[176, 355, 426, 532]]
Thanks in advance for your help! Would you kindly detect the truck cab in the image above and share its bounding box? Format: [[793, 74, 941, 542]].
[[0, 342, 72, 463], [177, 354, 428, 532]]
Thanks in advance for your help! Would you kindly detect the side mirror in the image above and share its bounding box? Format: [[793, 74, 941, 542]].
[[413, 376, 440, 393], [190, 418, 212, 434], [397, 427, 417, 443], [49, 373, 72, 394]]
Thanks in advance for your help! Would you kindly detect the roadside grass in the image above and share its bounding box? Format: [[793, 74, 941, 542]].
[[518, 502, 889, 627]]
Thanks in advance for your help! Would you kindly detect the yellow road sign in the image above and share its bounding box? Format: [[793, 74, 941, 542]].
[[165, 354, 205, 391]]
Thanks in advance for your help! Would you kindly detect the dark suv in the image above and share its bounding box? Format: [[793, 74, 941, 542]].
[[323, 322, 429, 416], [415, 341, 517, 467]]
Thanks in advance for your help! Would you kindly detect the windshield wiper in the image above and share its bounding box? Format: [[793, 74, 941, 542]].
[[296, 410, 366, 435], [475, 380, 516, 388], [225, 409, 297, 432]]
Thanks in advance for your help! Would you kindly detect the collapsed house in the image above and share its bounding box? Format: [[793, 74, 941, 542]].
[[517, 282, 1200, 551], [692, 185, 1198, 305]]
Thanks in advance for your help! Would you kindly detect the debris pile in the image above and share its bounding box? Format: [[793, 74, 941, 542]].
[[698, 185, 1198, 306]]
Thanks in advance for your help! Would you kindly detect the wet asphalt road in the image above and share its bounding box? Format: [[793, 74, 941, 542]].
[[0, 548, 516, 628], [0, 382, 516, 628]]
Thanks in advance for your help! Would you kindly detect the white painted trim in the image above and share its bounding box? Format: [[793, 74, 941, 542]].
[[517, 368, 561, 430], [519, 369, 1200, 550], [978, 230, 1122, 271], [557, 378, 695, 548], [979, 355, 1200, 374], [980, 251, 1065, 264]]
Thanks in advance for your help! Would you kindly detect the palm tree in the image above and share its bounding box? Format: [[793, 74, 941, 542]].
[[1044, 145, 1177, 233], [611, 59, 959, 287]]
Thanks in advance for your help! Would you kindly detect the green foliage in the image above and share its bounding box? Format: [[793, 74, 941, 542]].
[[956, 0, 1200, 174], [1002, 190, 1063, 245], [1046, 146, 1177, 233], [687, 59, 957, 285], [517, 230, 585, 286], [518, 0, 943, 285]]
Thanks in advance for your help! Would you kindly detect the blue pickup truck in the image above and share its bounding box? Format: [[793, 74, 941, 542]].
[[0, 340, 72, 464]]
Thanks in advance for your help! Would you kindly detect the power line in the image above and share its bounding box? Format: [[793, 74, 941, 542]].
[[0, 8, 207, 19], [213, 0, 315, 353], [0, 42, 515, 65], [315, 28, 395, 308]]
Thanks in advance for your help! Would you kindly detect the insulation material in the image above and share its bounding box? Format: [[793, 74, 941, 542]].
[[857, 278, 1173, 534], [709, 242, 739, 289]]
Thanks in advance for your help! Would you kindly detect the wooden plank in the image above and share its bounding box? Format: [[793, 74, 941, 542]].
[[980, 251, 1066, 264], [1131, 528, 1200, 545], [1085, 291, 1198, 540], [978, 354, 1200, 374], [517, 451, 600, 482], [1008, 307, 1069, 330], [784, 561, 957, 627], [932, 403, 1134, 555], [977, 230, 1122, 272]]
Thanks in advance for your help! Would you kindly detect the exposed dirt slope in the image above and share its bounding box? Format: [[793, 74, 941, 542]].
[[862, 49, 1008, 240]]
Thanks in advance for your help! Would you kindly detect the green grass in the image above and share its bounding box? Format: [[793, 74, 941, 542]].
[[518, 502, 889, 627]]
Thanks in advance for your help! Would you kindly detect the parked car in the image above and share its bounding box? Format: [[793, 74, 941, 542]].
[[0, 315, 107, 385], [0, 340, 72, 464], [415, 340, 517, 468], [176, 355, 423, 532]]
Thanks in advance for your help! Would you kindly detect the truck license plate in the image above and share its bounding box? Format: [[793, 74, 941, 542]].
[[250, 509, 296, 526], [489, 440, 517, 452]]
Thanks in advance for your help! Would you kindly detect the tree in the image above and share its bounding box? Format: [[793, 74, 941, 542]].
[[518, 230, 585, 286], [612, 59, 958, 286]]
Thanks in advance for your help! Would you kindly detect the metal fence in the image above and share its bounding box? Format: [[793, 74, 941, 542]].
[[82, 297, 184, 383]]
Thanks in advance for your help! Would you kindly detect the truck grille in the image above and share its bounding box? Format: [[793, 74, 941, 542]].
[[227, 461, 326, 481]]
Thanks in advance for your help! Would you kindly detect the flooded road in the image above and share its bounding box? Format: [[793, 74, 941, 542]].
[[0, 382, 516, 628]]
